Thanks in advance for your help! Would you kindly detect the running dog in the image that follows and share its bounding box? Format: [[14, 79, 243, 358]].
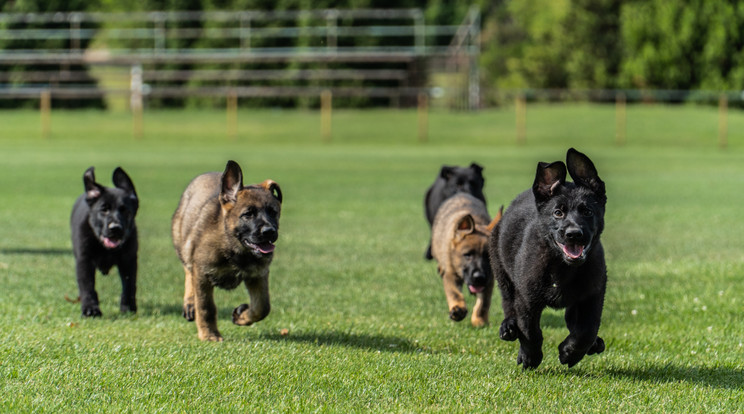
[[172, 160, 282, 341], [70, 167, 139, 317], [488, 148, 607, 369]]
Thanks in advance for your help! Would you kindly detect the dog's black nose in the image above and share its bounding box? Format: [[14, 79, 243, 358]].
[[565, 227, 583, 241], [107, 222, 123, 237], [260, 226, 278, 242], [471, 271, 487, 285]]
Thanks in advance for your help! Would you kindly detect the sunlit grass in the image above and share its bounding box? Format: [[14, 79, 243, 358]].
[[0, 105, 742, 412]]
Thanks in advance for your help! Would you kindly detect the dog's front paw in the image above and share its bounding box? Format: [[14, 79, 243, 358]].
[[449, 306, 467, 322], [182, 303, 195, 321], [120, 303, 137, 314], [587, 336, 605, 355], [559, 338, 591, 368], [517, 346, 543, 370], [82, 305, 102, 318], [232, 303, 254, 326], [198, 331, 224, 342], [499, 318, 519, 341], [471, 316, 488, 328]]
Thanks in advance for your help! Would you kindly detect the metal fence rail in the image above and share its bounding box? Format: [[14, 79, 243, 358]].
[[0, 8, 480, 109]]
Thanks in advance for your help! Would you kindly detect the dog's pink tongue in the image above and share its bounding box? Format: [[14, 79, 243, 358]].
[[103, 237, 120, 249], [257, 243, 275, 254], [562, 243, 584, 259], [469, 285, 485, 294]]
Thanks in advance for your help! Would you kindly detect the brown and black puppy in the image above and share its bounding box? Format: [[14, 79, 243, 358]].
[[172, 160, 282, 341], [431, 193, 501, 327], [424, 163, 486, 260]]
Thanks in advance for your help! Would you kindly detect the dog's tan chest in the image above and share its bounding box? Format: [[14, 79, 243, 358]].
[[203, 259, 267, 290]]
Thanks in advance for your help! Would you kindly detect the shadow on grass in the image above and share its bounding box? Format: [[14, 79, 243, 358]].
[[607, 363, 744, 390], [0, 247, 71, 255], [261, 329, 425, 354], [139, 302, 185, 318]]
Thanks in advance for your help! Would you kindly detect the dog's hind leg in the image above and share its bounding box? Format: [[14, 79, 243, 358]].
[[233, 275, 271, 326]]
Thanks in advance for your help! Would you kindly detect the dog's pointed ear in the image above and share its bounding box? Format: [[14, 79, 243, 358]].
[[566, 148, 605, 198], [220, 160, 243, 205], [533, 161, 566, 202], [83, 167, 103, 202], [112, 167, 138, 199], [260, 179, 282, 203], [439, 165, 455, 180], [469, 162, 484, 176], [455, 214, 476, 238], [486, 205, 504, 232]]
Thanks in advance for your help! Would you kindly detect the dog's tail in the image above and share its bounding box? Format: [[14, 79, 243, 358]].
[[486, 205, 504, 232], [64, 294, 81, 304]]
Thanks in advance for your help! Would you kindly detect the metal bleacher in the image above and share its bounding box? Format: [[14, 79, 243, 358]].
[[0, 8, 480, 109]]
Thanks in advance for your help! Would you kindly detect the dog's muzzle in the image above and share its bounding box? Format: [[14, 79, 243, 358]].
[[242, 225, 278, 256], [467, 270, 488, 294], [101, 222, 126, 249], [555, 226, 591, 265]]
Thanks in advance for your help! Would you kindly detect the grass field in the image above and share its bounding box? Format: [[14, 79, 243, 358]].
[[1, 104, 743, 412]]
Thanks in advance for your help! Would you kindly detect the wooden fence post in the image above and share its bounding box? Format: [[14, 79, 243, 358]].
[[130, 65, 143, 139], [616, 92, 626, 146], [515, 93, 526, 144], [321, 89, 332, 142], [718, 94, 728, 149], [227, 90, 238, 140], [40, 89, 51, 139], [417, 92, 428, 143]]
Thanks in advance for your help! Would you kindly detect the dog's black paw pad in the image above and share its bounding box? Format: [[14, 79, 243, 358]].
[[182, 304, 195, 321], [587, 336, 605, 355], [449, 306, 467, 322], [82, 307, 102, 318], [499, 319, 519, 341]]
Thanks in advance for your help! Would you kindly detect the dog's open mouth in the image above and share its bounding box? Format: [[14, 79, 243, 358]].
[[101, 237, 122, 249], [557, 242, 586, 262], [244, 240, 275, 255], [468, 285, 485, 294]]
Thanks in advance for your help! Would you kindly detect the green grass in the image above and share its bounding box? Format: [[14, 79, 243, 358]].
[[1, 104, 743, 412]]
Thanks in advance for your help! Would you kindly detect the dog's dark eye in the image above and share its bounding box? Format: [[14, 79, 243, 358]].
[[265, 207, 277, 218], [241, 207, 257, 218], [581, 207, 594, 217], [100, 203, 111, 213], [553, 209, 565, 219], [463, 251, 475, 258]]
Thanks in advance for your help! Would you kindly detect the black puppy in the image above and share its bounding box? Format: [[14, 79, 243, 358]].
[[70, 167, 139, 317], [489, 148, 606, 369], [424, 163, 486, 259]]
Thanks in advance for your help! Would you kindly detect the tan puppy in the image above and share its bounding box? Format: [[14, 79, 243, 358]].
[[172, 160, 282, 341], [431, 193, 501, 327]]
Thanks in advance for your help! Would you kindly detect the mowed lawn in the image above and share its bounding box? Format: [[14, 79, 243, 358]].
[[0, 104, 742, 412]]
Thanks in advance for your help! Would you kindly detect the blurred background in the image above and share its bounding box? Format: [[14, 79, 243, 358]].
[[2, 0, 742, 113]]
